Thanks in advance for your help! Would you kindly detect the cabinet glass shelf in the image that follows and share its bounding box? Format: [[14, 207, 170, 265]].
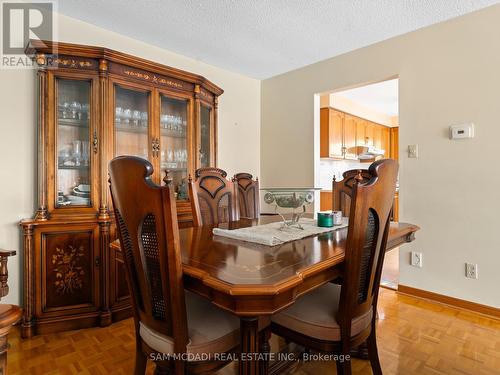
[[58, 164, 90, 170], [160, 129, 187, 139], [115, 123, 148, 134], [58, 118, 89, 128]]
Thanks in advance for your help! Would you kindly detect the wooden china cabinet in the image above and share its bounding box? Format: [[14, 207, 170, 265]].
[[20, 40, 222, 338]]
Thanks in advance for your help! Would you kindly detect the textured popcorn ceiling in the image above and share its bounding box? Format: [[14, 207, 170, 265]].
[[58, 0, 500, 79]]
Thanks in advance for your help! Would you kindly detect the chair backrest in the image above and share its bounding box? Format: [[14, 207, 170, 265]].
[[109, 156, 188, 354], [0, 250, 16, 300], [332, 169, 372, 217], [337, 159, 398, 339], [234, 173, 260, 219], [189, 167, 240, 226]]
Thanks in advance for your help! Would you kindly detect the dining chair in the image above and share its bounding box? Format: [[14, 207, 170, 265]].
[[271, 159, 399, 375], [234, 173, 260, 219], [332, 169, 372, 217], [109, 157, 242, 375], [188, 167, 240, 226]]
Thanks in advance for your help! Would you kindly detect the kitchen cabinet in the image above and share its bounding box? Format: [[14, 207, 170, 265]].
[[320, 107, 395, 161], [320, 191, 333, 211], [343, 114, 358, 160], [390, 127, 399, 160], [392, 191, 399, 221], [381, 127, 390, 158], [364, 122, 375, 146], [320, 108, 344, 158], [373, 125, 382, 149], [356, 119, 367, 146]]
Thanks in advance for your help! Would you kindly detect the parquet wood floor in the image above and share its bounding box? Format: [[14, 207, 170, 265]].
[[8, 288, 500, 374]]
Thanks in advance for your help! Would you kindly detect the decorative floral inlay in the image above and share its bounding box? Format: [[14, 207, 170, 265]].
[[200, 90, 212, 100], [123, 69, 183, 89], [52, 245, 85, 294], [48, 57, 93, 68]]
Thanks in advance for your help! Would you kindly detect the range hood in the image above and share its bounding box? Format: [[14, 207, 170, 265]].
[[347, 145, 385, 162]]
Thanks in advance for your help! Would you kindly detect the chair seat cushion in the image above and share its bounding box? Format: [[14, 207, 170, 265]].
[[271, 283, 372, 341], [140, 291, 269, 359], [0, 304, 21, 330]]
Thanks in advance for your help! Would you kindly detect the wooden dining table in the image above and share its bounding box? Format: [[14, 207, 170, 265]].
[[111, 215, 419, 375]]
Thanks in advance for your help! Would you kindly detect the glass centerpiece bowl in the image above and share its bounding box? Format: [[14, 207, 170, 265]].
[[261, 188, 321, 230]]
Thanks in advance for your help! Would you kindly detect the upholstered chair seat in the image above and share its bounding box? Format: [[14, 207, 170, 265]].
[[272, 283, 372, 341], [140, 291, 240, 357]]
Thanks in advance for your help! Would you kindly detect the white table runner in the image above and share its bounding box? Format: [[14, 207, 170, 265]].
[[213, 217, 349, 246]]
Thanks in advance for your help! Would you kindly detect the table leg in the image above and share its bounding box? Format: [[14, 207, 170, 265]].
[[239, 317, 260, 375], [259, 327, 271, 375]]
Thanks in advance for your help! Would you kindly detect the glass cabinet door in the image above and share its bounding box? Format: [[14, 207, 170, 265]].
[[114, 85, 150, 159], [160, 95, 188, 198], [199, 104, 212, 168], [56, 79, 92, 207]]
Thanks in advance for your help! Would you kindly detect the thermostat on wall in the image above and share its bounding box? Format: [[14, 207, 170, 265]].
[[449, 123, 475, 139]]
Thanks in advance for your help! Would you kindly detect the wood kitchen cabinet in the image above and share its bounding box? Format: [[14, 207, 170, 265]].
[[356, 119, 367, 145], [320, 107, 395, 160], [373, 125, 382, 149], [364, 122, 375, 146], [320, 108, 344, 158], [343, 114, 358, 160], [381, 127, 390, 158], [390, 127, 399, 160], [392, 191, 399, 221], [320, 191, 333, 211], [320, 108, 359, 159], [20, 40, 223, 337]]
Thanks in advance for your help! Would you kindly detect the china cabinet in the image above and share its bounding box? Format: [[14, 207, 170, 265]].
[[20, 40, 222, 337]]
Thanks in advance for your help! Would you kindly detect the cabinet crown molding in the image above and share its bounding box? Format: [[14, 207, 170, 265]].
[[25, 39, 223, 96]]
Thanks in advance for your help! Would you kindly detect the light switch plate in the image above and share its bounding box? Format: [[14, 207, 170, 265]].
[[408, 145, 418, 158]]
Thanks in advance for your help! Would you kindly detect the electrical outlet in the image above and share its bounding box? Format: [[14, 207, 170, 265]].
[[408, 144, 418, 158], [411, 251, 423, 268], [465, 263, 478, 279]]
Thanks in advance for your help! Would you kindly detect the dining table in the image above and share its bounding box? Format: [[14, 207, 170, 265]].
[[111, 215, 419, 375]]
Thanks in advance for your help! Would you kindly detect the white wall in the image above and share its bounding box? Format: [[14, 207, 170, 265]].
[[0, 14, 261, 305], [262, 5, 500, 308]]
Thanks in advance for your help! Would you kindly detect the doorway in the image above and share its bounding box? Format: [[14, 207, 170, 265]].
[[314, 78, 400, 289]]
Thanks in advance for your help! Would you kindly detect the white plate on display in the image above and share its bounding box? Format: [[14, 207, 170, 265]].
[[66, 195, 90, 205], [73, 187, 90, 198], [77, 184, 91, 192]]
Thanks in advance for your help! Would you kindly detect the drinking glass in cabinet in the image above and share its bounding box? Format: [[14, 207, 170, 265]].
[[114, 86, 149, 159], [160, 95, 188, 194], [200, 105, 212, 168], [56, 79, 91, 207]]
